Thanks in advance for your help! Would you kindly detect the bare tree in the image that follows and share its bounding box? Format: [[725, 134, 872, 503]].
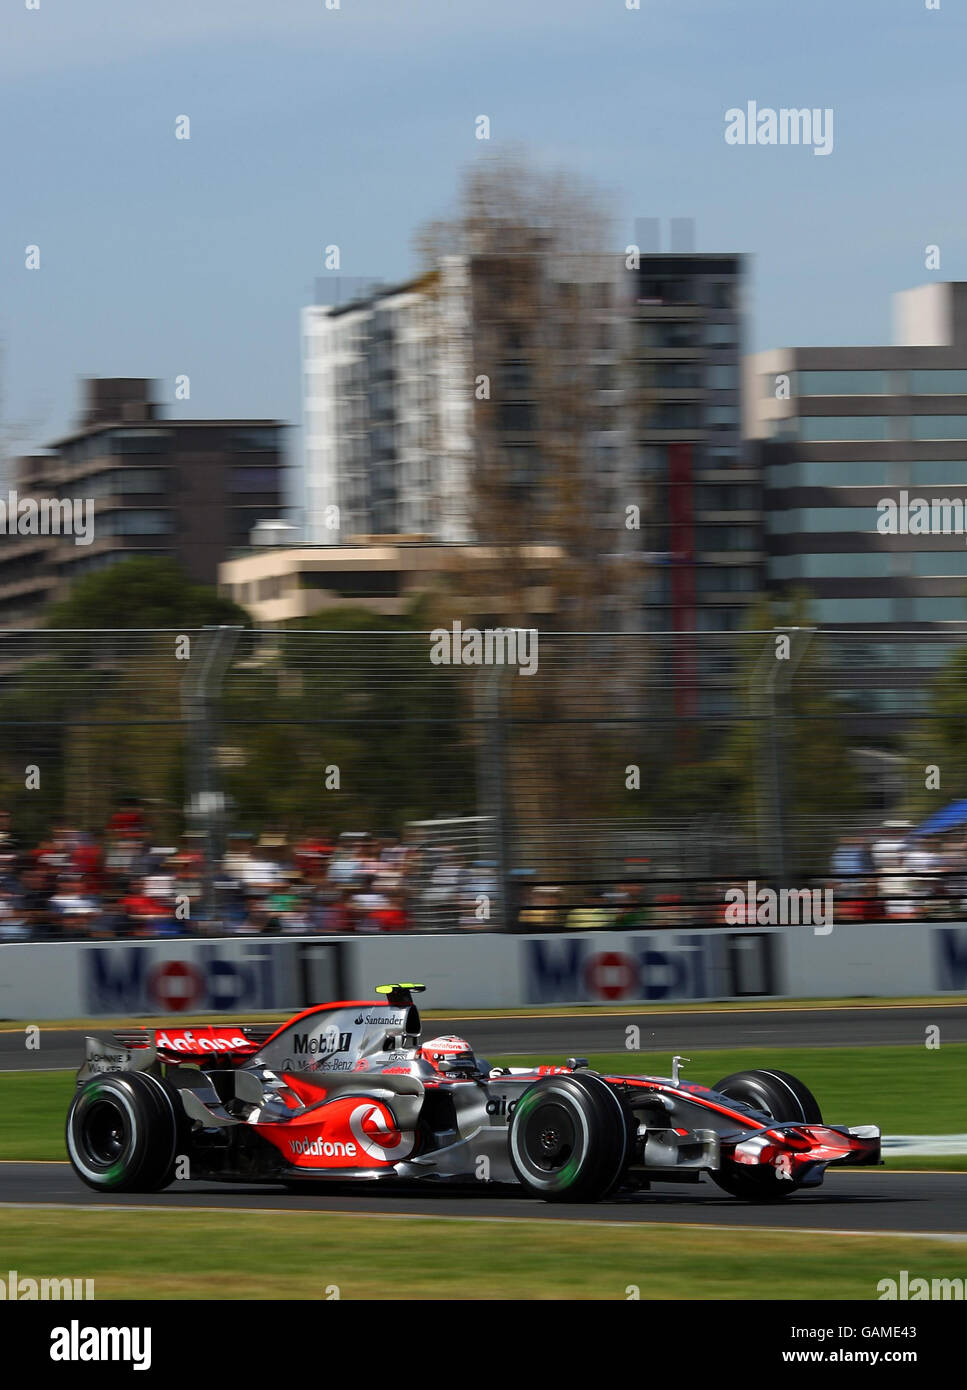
[[415, 153, 655, 886]]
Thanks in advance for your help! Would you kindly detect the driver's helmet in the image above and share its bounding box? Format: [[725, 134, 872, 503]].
[[417, 1035, 476, 1074]]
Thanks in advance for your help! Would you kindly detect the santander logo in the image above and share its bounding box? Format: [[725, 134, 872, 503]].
[[348, 1102, 414, 1162]]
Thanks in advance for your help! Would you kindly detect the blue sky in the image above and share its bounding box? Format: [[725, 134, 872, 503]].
[[2, 0, 965, 467]]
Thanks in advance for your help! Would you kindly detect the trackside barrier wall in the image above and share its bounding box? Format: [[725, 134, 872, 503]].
[[0, 940, 307, 1020], [1, 923, 966, 1019]]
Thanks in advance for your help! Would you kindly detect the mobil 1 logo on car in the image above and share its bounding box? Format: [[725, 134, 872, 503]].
[[525, 931, 775, 1004], [83, 943, 279, 1015], [279, 1024, 355, 1071]]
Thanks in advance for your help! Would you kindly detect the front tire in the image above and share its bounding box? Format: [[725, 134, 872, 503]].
[[508, 1073, 629, 1203], [710, 1068, 822, 1201], [66, 1072, 181, 1193], [712, 1068, 822, 1125]]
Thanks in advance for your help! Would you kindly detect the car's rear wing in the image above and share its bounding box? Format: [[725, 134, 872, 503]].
[[75, 1034, 157, 1084], [75, 1022, 281, 1082], [110, 1023, 278, 1051]]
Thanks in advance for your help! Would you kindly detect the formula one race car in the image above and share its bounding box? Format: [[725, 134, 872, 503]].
[[66, 984, 881, 1203]]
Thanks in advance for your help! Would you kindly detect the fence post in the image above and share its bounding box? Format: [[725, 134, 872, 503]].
[[751, 627, 815, 884], [180, 625, 243, 923], [475, 665, 514, 931]]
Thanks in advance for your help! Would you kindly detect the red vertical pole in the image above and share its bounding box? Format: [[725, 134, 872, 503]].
[[668, 441, 697, 722]]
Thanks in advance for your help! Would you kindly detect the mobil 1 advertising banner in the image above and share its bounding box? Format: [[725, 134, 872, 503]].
[[523, 929, 778, 1005], [82, 940, 299, 1016], [934, 924, 967, 992]]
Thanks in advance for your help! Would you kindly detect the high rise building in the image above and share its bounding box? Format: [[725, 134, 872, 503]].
[[747, 282, 967, 635], [301, 250, 762, 652], [0, 378, 287, 625], [301, 264, 472, 545], [631, 253, 759, 641]]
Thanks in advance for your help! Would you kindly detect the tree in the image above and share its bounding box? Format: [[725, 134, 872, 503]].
[[414, 150, 645, 631], [45, 557, 250, 630], [217, 603, 475, 836], [702, 593, 867, 877], [21, 560, 249, 840], [901, 639, 967, 820], [413, 153, 655, 880]]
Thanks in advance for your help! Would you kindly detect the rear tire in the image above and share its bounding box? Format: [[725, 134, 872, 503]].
[[508, 1073, 629, 1203], [710, 1068, 822, 1202], [66, 1072, 182, 1193]]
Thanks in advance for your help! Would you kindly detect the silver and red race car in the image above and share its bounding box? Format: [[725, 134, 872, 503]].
[[66, 983, 880, 1203]]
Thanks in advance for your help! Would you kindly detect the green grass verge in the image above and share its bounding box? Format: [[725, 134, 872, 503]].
[[0, 1208, 961, 1300], [2, 1045, 964, 1165], [0, 1071, 71, 1161], [2, 994, 965, 1028]]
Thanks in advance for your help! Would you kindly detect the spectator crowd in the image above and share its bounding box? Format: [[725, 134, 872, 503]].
[[0, 809, 502, 941], [2, 807, 965, 942]]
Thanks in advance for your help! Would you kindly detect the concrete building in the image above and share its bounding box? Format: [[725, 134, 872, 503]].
[[631, 253, 760, 645], [747, 282, 967, 640], [301, 250, 762, 660], [301, 265, 472, 545], [0, 378, 287, 626], [218, 538, 562, 625]]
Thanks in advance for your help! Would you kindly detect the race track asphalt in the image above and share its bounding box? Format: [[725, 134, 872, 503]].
[[1, 1163, 964, 1235], [2, 1003, 966, 1071]]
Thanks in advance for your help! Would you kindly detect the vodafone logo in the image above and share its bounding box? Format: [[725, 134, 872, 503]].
[[348, 1102, 414, 1163], [289, 1137, 357, 1158], [155, 1029, 248, 1054]]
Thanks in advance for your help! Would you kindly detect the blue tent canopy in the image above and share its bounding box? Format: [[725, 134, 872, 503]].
[[913, 799, 967, 837]]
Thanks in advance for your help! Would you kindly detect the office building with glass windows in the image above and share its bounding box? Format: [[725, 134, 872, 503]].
[[303, 253, 761, 647], [632, 254, 760, 643], [0, 378, 287, 626], [747, 283, 967, 630], [746, 282, 967, 718]]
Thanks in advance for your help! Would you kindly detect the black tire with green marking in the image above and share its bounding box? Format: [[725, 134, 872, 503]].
[[508, 1073, 629, 1203], [66, 1072, 181, 1193]]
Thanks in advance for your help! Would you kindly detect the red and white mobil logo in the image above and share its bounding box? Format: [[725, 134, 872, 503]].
[[86, 945, 275, 1015], [583, 951, 638, 1001], [151, 960, 203, 1012], [349, 1101, 414, 1162], [527, 936, 714, 1004]]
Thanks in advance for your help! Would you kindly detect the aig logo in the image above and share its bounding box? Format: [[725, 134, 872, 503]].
[[486, 1094, 517, 1121]]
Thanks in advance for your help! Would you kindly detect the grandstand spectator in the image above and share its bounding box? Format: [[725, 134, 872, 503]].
[[830, 834, 875, 880], [350, 875, 391, 933], [120, 879, 178, 938], [372, 888, 409, 932], [610, 883, 650, 929], [517, 885, 564, 932], [49, 875, 100, 932], [565, 888, 617, 932], [0, 890, 29, 941]]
